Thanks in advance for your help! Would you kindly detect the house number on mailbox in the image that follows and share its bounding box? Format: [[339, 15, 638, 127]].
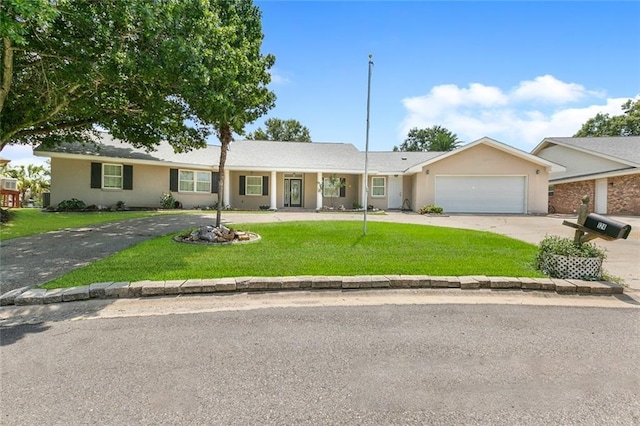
[[596, 222, 607, 231]]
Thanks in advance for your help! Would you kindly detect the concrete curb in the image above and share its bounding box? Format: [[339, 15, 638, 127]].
[[0, 276, 625, 307]]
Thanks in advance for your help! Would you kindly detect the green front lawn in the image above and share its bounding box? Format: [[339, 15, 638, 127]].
[[0, 209, 163, 240], [41, 221, 544, 289]]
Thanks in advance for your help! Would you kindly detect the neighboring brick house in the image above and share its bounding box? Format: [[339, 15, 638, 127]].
[[532, 136, 640, 215]]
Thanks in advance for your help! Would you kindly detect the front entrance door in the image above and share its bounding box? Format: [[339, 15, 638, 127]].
[[285, 178, 303, 207], [388, 176, 403, 209]]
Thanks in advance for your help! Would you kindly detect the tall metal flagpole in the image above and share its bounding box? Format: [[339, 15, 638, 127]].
[[363, 54, 373, 235]]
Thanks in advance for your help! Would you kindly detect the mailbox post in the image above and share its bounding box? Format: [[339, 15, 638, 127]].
[[563, 196, 632, 244]]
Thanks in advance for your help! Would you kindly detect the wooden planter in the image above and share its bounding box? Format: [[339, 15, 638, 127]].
[[541, 254, 603, 280]]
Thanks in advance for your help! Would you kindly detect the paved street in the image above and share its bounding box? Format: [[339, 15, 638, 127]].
[[2, 298, 639, 425]]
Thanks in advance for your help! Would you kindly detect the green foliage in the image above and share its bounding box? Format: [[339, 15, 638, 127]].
[[246, 118, 312, 142], [0, 208, 13, 224], [57, 198, 86, 211], [1, 0, 274, 155], [536, 235, 606, 272], [160, 192, 176, 209], [419, 205, 444, 214], [395, 125, 462, 152], [574, 99, 640, 137], [40, 221, 544, 288], [1, 163, 50, 207]]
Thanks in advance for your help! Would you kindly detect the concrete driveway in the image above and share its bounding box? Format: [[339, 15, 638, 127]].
[[1, 211, 638, 294]]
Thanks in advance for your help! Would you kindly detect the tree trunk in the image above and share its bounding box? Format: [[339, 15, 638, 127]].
[[216, 123, 233, 227]]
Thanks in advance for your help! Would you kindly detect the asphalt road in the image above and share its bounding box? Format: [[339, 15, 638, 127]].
[[2, 301, 639, 425]]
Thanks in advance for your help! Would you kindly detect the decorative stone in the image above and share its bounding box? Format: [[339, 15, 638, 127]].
[[0, 286, 30, 306], [552, 279, 577, 293], [180, 279, 202, 294], [588, 281, 624, 295], [518, 278, 541, 290], [14, 288, 47, 305], [200, 279, 218, 293], [141, 281, 166, 296], [43, 288, 65, 304], [164, 280, 185, 295], [104, 282, 132, 298], [370, 275, 390, 288], [431, 276, 449, 288], [214, 278, 236, 292], [534, 277, 556, 291], [62, 286, 90, 302], [311, 276, 342, 289], [281, 277, 301, 289], [234, 277, 253, 291], [459, 276, 480, 289], [89, 282, 113, 298], [342, 276, 368, 289], [129, 280, 153, 297], [567, 279, 593, 294], [489, 277, 521, 289]]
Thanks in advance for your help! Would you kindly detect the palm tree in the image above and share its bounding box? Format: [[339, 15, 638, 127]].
[[428, 126, 462, 151], [4, 163, 50, 207]]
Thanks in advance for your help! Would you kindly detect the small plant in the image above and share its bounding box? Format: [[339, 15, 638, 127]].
[[160, 192, 175, 209], [115, 201, 126, 211], [259, 205, 270, 210], [536, 235, 606, 279], [57, 198, 86, 211], [352, 202, 363, 210], [419, 205, 444, 215]]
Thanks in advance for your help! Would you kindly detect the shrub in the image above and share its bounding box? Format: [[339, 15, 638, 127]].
[[57, 198, 86, 211], [536, 235, 606, 279], [115, 201, 126, 211], [1, 208, 13, 223], [160, 192, 175, 209], [419, 205, 444, 215]]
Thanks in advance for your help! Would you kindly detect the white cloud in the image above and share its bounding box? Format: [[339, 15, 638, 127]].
[[0, 145, 47, 168], [511, 75, 601, 104], [400, 75, 638, 150]]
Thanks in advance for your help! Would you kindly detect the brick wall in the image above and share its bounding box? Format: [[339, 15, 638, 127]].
[[549, 173, 640, 215], [549, 181, 595, 214], [608, 174, 640, 215]]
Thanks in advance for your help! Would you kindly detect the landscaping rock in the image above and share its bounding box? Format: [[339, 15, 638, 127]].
[[43, 288, 65, 304], [214, 278, 236, 292], [129, 280, 153, 297], [552, 279, 577, 293], [104, 282, 132, 298], [343, 276, 368, 289], [534, 277, 556, 291], [62, 286, 90, 302], [200, 279, 218, 293], [164, 280, 185, 295], [459, 276, 480, 289], [519, 277, 541, 290], [89, 282, 113, 298], [0, 286, 29, 306], [141, 281, 166, 296], [489, 277, 521, 289], [588, 281, 624, 295], [370, 275, 390, 288], [311, 276, 342, 289], [180, 279, 203, 294], [281, 277, 301, 289], [14, 288, 47, 305]]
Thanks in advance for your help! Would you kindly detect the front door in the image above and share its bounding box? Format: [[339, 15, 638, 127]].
[[388, 176, 403, 209], [285, 178, 302, 207]]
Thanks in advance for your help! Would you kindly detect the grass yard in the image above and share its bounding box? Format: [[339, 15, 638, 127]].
[[41, 221, 544, 289], [0, 209, 162, 240]]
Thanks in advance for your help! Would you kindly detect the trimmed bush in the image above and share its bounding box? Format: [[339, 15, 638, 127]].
[[57, 198, 86, 211], [536, 235, 606, 280], [419, 205, 444, 215]]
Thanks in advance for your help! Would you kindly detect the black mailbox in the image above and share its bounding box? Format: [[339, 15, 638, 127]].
[[583, 213, 632, 239]]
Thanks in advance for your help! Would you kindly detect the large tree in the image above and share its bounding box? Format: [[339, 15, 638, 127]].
[[246, 118, 312, 142], [574, 99, 640, 137], [0, 0, 256, 153], [394, 125, 461, 152], [1, 0, 276, 226]]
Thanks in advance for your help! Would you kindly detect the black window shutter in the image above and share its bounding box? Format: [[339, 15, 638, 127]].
[[262, 176, 269, 196], [339, 178, 346, 197], [123, 165, 133, 190], [169, 169, 178, 192], [211, 172, 219, 194], [239, 175, 246, 195], [90, 162, 102, 188]]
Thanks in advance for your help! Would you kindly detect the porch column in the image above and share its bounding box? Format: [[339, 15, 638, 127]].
[[270, 171, 277, 210], [223, 169, 230, 208], [316, 172, 323, 210]]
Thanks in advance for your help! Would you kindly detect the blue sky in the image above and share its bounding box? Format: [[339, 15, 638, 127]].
[[3, 1, 640, 166]]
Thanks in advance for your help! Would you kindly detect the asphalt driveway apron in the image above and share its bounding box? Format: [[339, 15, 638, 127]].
[[0, 214, 215, 294]]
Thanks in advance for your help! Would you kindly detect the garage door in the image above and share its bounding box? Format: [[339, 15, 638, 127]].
[[435, 176, 526, 213]]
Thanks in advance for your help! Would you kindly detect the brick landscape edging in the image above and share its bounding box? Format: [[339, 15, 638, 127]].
[[0, 276, 625, 307]]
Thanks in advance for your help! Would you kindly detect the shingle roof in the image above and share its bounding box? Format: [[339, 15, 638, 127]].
[[541, 136, 640, 166], [226, 140, 364, 172], [34, 132, 220, 167], [365, 151, 443, 173]]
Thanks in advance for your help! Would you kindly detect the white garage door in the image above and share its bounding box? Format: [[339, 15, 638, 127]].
[[435, 176, 526, 213]]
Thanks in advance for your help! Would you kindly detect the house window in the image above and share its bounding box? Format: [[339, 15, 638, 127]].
[[179, 170, 211, 193], [371, 177, 386, 197], [103, 164, 123, 189], [323, 177, 341, 198], [246, 176, 263, 196], [548, 185, 555, 197]]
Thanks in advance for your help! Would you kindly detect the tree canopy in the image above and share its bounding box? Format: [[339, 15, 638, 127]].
[[394, 125, 461, 152], [0, 0, 274, 155], [574, 99, 640, 137], [246, 118, 312, 142]]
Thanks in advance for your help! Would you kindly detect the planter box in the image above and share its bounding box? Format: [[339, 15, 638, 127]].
[[541, 254, 603, 280]]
